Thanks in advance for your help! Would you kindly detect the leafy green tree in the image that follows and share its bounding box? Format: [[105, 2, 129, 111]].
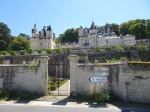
[[105, 46, 112, 51], [10, 51, 16, 55], [10, 36, 30, 50], [37, 49, 42, 54], [129, 45, 135, 51], [139, 45, 148, 51], [19, 50, 26, 55], [109, 23, 120, 36], [94, 46, 100, 52], [56, 37, 62, 43], [56, 48, 62, 53], [120, 22, 129, 36], [60, 28, 78, 42], [0, 22, 12, 50], [46, 48, 53, 54], [115, 46, 123, 52], [66, 48, 71, 53], [27, 48, 33, 54], [0, 51, 7, 55], [129, 21, 147, 39]]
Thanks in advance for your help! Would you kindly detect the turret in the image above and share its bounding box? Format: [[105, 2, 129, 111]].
[[46, 25, 53, 37], [78, 26, 84, 37], [31, 24, 39, 37]]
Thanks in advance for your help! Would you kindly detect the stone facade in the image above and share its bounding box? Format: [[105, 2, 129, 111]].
[[78, 22, 136, 48], [69, 55, 150, 103], [30, 24, 56, 50], [0, 56, 49, 95]]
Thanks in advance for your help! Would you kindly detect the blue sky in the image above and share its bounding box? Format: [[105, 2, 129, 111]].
[[0, 0, 150, 37]]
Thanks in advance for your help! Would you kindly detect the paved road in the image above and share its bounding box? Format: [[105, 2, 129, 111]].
[[0, 105, 150, 112]]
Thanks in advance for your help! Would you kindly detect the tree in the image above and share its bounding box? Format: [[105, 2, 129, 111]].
[[120, 22, 129, 36], [129, 21, 147, 39], [60, 28, 78, 42], [10, 36, 30, 51], [115, 46, 123, 52], [109, 23, 120, 36], [94, 46, 100, 52], [0, 22, 12, 50]]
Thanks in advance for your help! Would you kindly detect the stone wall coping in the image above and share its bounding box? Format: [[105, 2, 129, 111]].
[[77, 62, 122, 66], [0, 64, 37, 67]]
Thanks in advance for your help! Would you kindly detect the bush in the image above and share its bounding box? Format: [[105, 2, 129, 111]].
[[94, 46, 100, 52], [0, 89, 41, 100], [56, 48, 62, 53], [46, 48, 53, 54], [67, 48, 71, 53], [115, 46, 123, 52], [37, 49, 42, 54], [19, 50, 26, 55], [129, 45, 135, 51], [10, 51, 16, 56], [27, 48, 33, 54], [0, 51, 7, 55], [105, 46, 112, 51], [139, 45, 148, 51], [94, 90, 110, 103]]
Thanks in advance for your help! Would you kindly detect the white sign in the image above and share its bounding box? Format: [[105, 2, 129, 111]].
[[89, 77, 107, 83], [0, 78, 4, 88], [94, 67, 109, 76]]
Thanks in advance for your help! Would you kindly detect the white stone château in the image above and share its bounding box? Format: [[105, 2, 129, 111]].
[[30, 24, 56, 50], [78, 22, 136, 48]]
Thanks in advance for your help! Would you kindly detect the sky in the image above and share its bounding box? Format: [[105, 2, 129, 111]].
[[0, 0, 150, 37]]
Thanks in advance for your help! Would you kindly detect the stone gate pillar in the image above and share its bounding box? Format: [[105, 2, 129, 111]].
[[68, 55, 78, 95], [39, 56, 49, 95]]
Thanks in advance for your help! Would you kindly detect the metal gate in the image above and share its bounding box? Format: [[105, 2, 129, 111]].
[[48, 53, 70, 96]]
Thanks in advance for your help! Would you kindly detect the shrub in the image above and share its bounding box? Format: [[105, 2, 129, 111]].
[[27, 48, 33, 54], [56, 48, 62, 53], [37, 49, 42, 54], [94, 90, 110, 104], [139, 45, 148, 51], [105, 46, 112, 51], [129, 45, 135, 51], [19, 50, 26, 55], [0, 51, 7, 55], [115, 46, 123, 52], [67, 48, 71, 53], [94, 46, 100, 52], [46, 48, 53, 54], [10, 51, 16, 56]]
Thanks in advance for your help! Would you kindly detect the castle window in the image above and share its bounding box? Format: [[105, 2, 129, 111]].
[[93, 39, 95, 42], [40, 43, 43, 46]]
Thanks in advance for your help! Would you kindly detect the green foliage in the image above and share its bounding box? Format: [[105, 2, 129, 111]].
[[0, 22, 12, 51], [10, 36, 30, 51], [67, 48, 71, 53], [139, 45, 148, 51], [19, 50, 26, 55], [30, 62, 35, 71], [37, 49, 42, 54], [56, 48, 62, 53], [0, 89, 40, 100], [106, 58, 120, 63], [115, 46, 123, 52], [27, 48, 33, 54], [9, 51, 16, 55], [105, 46, 112, 51], [46, 48, 53, 54], [129, 45, 135, 51], [56, 37, 62, 43], [72, 90, 111, 103], [94, 46, 100, 52], [0, 51, 7, 55], [60, 28, 78, 42], [94, 90, 110, 103]]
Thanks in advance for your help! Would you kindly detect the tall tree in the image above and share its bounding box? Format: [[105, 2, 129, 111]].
[[10, 36, 30, 50], [60, 28, 78, 42], [109, 23, 120, 36], [0, 22, 12, 50]]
